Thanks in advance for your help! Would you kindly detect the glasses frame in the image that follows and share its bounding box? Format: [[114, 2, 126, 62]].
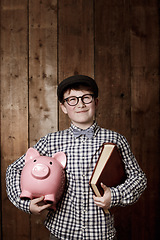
[[63, 94, 95, 106]]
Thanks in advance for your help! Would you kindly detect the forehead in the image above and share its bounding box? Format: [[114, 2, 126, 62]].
[[63, 89, 93, 98]]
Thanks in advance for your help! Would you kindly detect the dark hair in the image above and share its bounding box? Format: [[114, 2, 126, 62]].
[[61, 83, 94, 102], [57, 75, 99, 103]]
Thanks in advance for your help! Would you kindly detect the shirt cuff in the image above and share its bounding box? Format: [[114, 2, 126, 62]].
[[17, 197, 31, 214], [110, 187, 121, 207]]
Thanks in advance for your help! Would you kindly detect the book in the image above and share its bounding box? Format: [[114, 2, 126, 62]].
[[89, 143, 127, 213]]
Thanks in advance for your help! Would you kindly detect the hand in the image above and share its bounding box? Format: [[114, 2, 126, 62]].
[[93, 183, 111, 211], [29, 196, 52, 215]]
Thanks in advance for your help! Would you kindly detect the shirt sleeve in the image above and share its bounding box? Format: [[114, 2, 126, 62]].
[[110, 134, 147, 208], [6, 134, 49, 213], [6, 154, 31, 213]]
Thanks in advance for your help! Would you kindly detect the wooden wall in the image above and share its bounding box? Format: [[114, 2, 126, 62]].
[[0, 0, 159, 239]]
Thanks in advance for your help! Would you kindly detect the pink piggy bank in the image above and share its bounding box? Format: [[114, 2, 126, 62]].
[[20, 147, 67, 210]]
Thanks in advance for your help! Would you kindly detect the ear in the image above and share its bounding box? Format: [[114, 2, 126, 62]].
[[95, 98, 98, 108], [52, 152, 67, 168], [60, 103, 68, 115], [25, 148, 40, 163]]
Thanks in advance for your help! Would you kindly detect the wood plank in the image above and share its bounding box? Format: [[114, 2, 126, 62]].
[[29, 0, 58, 239], [0, 0, 30, 239], [0, 0, 2, 238], [95, 0, 131, 140], [58, 0, 94, 130], [0, 1, 159, 240], [94, 1, 132, 239], [29, 0, 58, 146], [131, 1, 160, 239]]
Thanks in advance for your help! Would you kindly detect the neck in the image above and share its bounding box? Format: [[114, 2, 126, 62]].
[[71, 121, 95, 130]]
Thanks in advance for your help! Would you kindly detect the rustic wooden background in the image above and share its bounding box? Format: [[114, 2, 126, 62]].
[[0, 0, 159, 239]]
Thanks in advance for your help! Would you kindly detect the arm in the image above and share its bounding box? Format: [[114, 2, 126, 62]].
[[110, 135, 147, 208], [6, 135, 50, 213], [6, 154, 31, 213], [93, 135, 147, 210]]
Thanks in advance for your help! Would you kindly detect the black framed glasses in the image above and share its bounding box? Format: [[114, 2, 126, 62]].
[[63, 94, 94, 106]]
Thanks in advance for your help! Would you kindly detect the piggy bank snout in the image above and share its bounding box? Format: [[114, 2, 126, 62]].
[[31, 163, 50, 179]]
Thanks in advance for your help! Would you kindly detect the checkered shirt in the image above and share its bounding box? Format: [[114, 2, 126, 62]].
[[6, 122, 147, 240]]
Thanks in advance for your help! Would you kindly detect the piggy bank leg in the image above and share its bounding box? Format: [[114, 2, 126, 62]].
[[44, 194, 55, 202], [20, 190, 32, 199]]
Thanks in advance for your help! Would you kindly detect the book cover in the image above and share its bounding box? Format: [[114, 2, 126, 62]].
[[89, 143, 127, 212]]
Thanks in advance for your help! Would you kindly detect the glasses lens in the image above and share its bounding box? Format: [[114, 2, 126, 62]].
[[66, 96, 78, 106], [82, 94, 93, 104], [64, 94, 94, 106]]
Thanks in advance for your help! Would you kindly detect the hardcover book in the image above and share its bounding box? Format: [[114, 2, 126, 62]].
[[89, 143, 127, 213]]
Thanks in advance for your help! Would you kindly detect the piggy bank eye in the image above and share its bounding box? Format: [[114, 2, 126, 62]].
[[49, 162, 52, 165], [33, 159, 37, 162]]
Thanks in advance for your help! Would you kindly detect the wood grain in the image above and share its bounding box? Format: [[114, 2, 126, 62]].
[[29, 0, 58, 239], [29, 0, 58, 146], [0, 0, 30, 239], [94, 0, 131, 141], [58, 0, 94, 130], [0, 0, 159, 239], [130, 2, 160, 239], [94, 1, 132, 239]]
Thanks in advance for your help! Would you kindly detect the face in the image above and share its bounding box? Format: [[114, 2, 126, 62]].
[[60, 89, 98, 129]]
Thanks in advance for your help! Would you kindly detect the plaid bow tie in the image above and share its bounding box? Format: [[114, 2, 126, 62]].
[[73, 128, 94, 139]]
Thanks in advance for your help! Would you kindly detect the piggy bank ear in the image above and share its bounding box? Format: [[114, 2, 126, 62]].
[[52, 152, 67, 168], [25, 148, 40, 163]]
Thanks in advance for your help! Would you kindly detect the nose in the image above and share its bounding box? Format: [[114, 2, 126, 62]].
[[31, 163, 50, 179], [77, 98, 86, 107]]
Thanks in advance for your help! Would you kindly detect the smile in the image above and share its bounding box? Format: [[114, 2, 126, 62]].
[[76, 110, 88, 113]]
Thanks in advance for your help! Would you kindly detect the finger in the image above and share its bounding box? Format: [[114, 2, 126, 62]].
[[93, 195, 104, 205], [93, 198, 105, 208], [93, 195, 101, 201], [93, 196, 104, 204], [93, 197, 110, 209], [38, 203, 52, 212], [32, 196, 44, 204]]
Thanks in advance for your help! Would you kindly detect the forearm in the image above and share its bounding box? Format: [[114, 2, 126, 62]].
[[6, 135, 49, 213], [110, 135, 147, 207], [6, 156, 31, 213], [110, 170, 147, 207]]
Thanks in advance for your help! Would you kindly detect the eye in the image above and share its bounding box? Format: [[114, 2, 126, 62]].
[[49, 162, 53, 165], [68, 97, 76, 103], [33, 159, 37, 162], [82, 94, 92, 103], [84, 95, 90, 99]]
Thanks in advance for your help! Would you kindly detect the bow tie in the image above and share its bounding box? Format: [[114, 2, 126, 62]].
[[73, 128, 94, 139]]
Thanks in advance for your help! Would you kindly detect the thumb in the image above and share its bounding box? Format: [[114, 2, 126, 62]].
[[101, 183, 111, 197], [101, 182, 108, 191]]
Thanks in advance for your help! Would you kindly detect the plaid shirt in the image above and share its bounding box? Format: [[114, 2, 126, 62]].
[[6, 122, 147, 240]]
